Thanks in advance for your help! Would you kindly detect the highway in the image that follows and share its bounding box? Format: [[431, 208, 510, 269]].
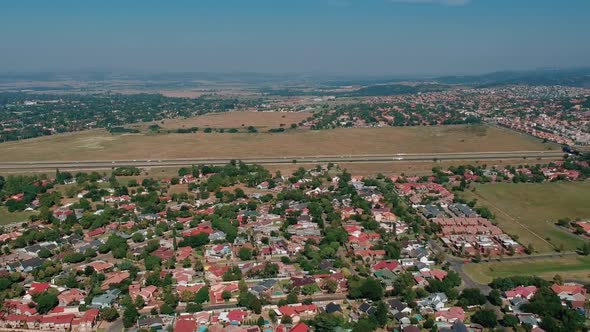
[[0, 150, 564, 171]]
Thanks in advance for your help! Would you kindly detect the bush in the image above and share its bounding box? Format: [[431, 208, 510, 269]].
[[100, 307, 119, 322], [186, 302, 203, 313], [63, 252, 86, 264], [123, 306, 139, 328], [471, 309, 497, 328], [160, 303, 174, 315]]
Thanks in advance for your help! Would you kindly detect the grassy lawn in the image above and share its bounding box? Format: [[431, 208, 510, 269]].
[[0, 125, 556, 162], [464, 256, 590, 284], [0, 207, 36, 225], [460, 182, 590, 253]]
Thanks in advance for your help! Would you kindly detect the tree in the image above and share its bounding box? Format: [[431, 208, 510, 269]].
[[312, 312, 347, 332], [375, 301, 388, 327], [100, 307, 119, 322], [488, 289, 503, 306], [238, 247, 253, 261], [160, 303, 175, 315], [38, 248, 52, 258], [471, 309, 497, 328], [84, 248, 97, 258], [581, 242, 590, 256], [352, 318, 377, 332], [222, 266, 242, 281], [457, 288, 486, 307], [194, 286, 210, 304], [302, 284, 320, 296], [106, 234, 129, 259], [522, 287, 586, 331], [222, 290, 232, 302], [257, 316, 265, 327], [84, 266, 95, 276], [238, 279, 248, 293], [132, 232, 145, 243], [323, 278, 338, 294], [35, 292, 59, 314], [286, 291, 298, 304], [359, 278, 384, 301], [237, 292, 262, 314], [502, 314, 519, 328], [553, 274, 563, 285], [423, 317, 435, 329], [181, 233, 210, 248], [186, 303, 203, 313], [489, 276, 549, 291], [63, 252, 86, 264], [281, 316, 292, 324], [123, 306, 139, 328], [144, 256, 162, 271], [135, 295, 145, 309], [64, 273, 79, 288]]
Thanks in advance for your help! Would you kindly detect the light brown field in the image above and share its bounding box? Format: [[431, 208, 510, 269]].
[[0, 125, 556, 162], [158, 89, 259, 98], [158, 90, 208, 98], [151, 111, 312, 130]]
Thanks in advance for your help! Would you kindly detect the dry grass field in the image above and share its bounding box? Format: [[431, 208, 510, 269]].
[[150, 111, 312, 130], [0, 125, 555, 162], [158, 90, 260, 98]]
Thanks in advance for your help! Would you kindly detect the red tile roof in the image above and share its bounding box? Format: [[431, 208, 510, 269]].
[[175, 319, 197, 332], [289, 323, 309, 332], [29, 282, 51, 295]]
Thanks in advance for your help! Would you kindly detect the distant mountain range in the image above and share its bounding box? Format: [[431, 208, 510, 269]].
[[1, 68, 589, 95], [434, 67, 590, 88]]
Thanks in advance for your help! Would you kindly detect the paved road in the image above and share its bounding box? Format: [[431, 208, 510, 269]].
[[428, 239, 492, 294], [0, 150, 564, 171]]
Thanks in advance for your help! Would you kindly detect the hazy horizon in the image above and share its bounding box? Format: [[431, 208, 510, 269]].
[[1, 0, 589, 76]]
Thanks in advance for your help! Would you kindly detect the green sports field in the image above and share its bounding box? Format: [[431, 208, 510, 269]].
[[460, 181, 590, 253]]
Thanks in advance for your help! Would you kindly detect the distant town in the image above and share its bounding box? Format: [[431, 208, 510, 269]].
[[2, 83, 589, 148]]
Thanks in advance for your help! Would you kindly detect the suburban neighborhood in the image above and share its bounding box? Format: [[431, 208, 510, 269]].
[[0, 154, 588, 332]]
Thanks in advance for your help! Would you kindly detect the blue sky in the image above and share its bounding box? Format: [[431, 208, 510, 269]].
[[1, 0, 589, 76]]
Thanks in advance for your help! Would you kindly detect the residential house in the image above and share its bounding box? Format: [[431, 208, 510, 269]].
[[101, 271, 130, 290], [435, 307, 465, 323], [418, 292, 448, 311], [91, 289, 121, 309]]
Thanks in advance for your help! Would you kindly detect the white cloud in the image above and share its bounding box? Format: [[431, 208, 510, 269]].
[[387, 0, 472, 5]]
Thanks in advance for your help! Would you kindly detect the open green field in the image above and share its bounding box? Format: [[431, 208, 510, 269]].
[[464, 256, 590, 284], [0, 124, 556, 162], [0, 207, 36, 225], [460, 182, 590, 253]]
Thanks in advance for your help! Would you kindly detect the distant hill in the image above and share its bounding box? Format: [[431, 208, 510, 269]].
[[342, 83, 449, 96], [434, 68, 590, 88]]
